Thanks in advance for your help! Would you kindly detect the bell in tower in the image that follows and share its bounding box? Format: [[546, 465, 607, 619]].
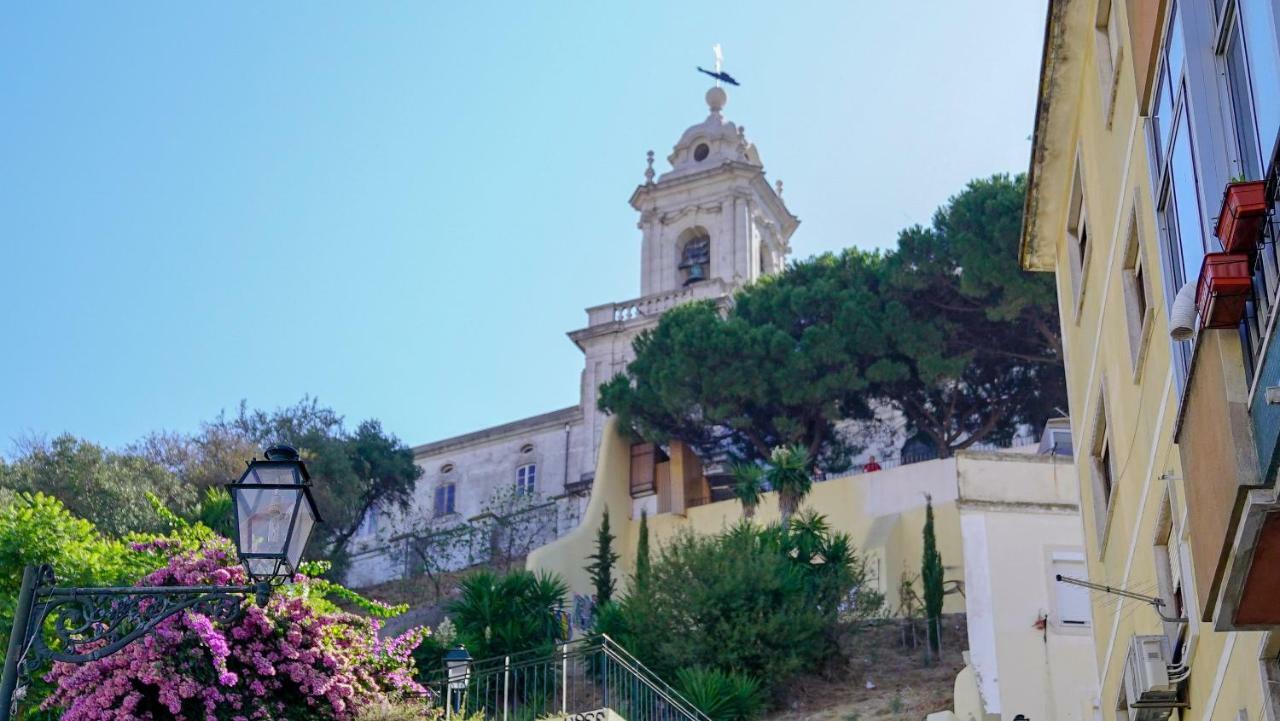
[[678, 233, 711, 286]]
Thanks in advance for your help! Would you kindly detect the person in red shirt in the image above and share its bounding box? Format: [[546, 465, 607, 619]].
[[863, 456, 882, 473]]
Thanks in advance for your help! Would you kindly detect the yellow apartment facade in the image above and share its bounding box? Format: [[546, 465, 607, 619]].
[[1022, 0, 1280, 719]]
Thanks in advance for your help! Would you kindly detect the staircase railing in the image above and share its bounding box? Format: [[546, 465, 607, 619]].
[[422, 634, 711, 721]]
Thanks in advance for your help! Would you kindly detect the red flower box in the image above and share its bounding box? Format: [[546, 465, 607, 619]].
[[1197, 252, 1253, 328], [1215, 180, 1269, 253]]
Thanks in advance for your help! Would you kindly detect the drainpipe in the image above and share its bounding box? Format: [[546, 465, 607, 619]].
[[563, 423, 571, 490]]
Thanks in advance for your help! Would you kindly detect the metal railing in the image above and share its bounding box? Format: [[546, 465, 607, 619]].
[[423, 635, 712, 721], [1240, 208, 1280, 386]]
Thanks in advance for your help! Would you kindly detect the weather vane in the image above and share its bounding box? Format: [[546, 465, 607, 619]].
[[697, 43, 739, 86]]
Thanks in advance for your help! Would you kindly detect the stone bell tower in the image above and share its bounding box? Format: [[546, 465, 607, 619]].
[[568, 85, 799, 473], [632, 86, 798, 296]]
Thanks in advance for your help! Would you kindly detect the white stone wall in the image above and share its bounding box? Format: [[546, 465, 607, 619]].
[[345, 410, 588, 587]]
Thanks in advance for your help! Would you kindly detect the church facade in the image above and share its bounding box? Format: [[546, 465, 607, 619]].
[[345, 85, 798, 588]]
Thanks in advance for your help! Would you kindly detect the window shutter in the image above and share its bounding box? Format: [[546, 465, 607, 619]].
[[1053, 557, 1092, 626]]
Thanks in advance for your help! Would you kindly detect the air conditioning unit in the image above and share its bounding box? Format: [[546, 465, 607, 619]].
[[1123, 636, 1188, 721]]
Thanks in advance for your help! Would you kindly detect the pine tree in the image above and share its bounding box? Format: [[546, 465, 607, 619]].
[[921, 494, 945, 657], [586, 508, 620, 605], [635, 509, 651, 593]]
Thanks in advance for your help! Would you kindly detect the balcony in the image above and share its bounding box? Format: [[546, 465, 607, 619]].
[[1179, 172, 1280, 629]]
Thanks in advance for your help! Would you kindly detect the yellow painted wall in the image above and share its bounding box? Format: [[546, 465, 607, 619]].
[[1023, 0, 1275, 716], [530, 418, 1030, 621]]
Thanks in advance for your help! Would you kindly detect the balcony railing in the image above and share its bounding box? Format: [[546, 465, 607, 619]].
[[1238, 212, 1280, 386]]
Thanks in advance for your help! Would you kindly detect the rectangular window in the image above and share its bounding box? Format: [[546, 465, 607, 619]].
[[1090, 395, 1115, 549], [1122, 214, 1153, 370], [1052, 553, 1093, 626], [1096, 0, 1123, 123], [1153, 496, 1188, 660], [1068, 163, 1090, 313], [434, 484, 456, 516], [357, 507, 378, 538], [516, 464, 537, 495], [1239, 0, 1280, 153]]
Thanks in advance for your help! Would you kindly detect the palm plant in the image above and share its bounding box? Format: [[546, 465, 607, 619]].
[[674, 666, 764, 721], [448, 569, 568, 661], [731, 462, 766, 519], [766, 445, 812, 524]]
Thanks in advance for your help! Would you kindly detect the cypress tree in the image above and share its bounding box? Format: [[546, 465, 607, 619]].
[[635, 509, 651, 592], [921, 494, 944, 656], [586, 508, 620, 605]]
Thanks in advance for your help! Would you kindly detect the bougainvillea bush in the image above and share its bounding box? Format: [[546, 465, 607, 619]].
[[41, 540, 428, 721]]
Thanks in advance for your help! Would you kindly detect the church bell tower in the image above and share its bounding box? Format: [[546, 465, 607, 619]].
[[569, 84, 799, 469], [630, 86, 798, 296]]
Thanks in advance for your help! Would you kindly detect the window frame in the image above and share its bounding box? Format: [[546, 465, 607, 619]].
[[1048, 549, 1094, 631], [1089, 386, 1118, 554], [516, 463, 537, 496], [1122, 204, 1156, 377], [1067, 157, 1092, 321], [1095, 0, 1124, 127], [434, 483, 457, 517]]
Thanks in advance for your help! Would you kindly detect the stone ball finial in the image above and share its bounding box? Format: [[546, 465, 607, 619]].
[[706, 86, 727, 113]]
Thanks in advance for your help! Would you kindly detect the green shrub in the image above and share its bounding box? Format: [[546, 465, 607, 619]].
[[449, 568, 568, 661], [601, 512, 879, 698], [674, 667, 764, 721]]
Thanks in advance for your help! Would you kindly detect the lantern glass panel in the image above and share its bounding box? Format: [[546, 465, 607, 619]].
[[236, 485, 302, 557], [246, 557, 281, 579], [286, 497, 316, 569], [246, 464, 300, 485]]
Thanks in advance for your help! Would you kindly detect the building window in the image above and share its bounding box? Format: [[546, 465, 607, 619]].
[[1218, 0, 1280, 181], [1049, 429, 1074, 457], [1153, 494, 1189, 661], [434, 483, 456, 516], [1095, 0, 1123, 125], [1122, 210, 1153, 371], [1067, 162, 1091, 317], [356, 506, 378, 539], [1051, 552, 1092, 627], [516, 464, 537, 495], [1089, 393, 1116, 549], [520, 443, 535, 455], [440, 463, 455, 475]]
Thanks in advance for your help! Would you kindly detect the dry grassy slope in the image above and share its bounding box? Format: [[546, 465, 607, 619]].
[[765, 615, 968, 721]]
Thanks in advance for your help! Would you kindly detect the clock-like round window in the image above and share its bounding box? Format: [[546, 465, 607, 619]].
[[693, 143, 710, 162]]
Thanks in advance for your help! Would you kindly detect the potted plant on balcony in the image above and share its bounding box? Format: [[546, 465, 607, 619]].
[[1215, 176, 1269, 253], [1197, 252, 1253, 328]]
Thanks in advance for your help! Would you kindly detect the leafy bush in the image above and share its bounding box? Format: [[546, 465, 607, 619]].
[[674, 667, 764, 721], [448, 569, 568, 662], [597, 512, 879, 698], [41, 541, 428, 721]]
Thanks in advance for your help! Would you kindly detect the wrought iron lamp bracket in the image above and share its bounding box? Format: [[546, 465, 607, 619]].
[[18, 564, 270, 674]]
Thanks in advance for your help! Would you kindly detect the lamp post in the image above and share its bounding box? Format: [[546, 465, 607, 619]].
[[0, 444, 322, 721], [443, 644, 473, 719]]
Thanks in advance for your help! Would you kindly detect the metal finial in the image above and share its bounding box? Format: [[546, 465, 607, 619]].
[[644, 150, 655, 184]]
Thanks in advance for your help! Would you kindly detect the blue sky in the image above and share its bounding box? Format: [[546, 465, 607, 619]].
[[0, 2, 1047, 454]]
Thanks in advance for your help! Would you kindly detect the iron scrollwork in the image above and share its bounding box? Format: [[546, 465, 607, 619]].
[[20, 564, 268, 671]]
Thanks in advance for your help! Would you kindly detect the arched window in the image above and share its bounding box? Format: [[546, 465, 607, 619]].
[[440, 462, 455, 475], [679, 231, 711, 286], [516, 463, 537, 495], [520, 443, 535, 455]]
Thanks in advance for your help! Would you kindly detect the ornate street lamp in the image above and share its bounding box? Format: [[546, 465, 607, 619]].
[[228, 444, 322, 583], [443, 645, 473, 718], [0, 445, 322, 721]]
